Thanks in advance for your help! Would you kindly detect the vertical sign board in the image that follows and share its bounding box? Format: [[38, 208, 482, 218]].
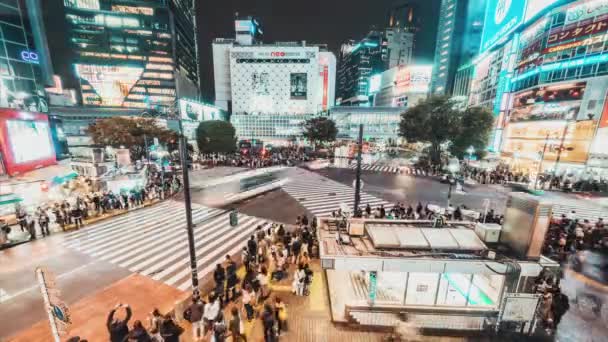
[[36, 267, 71, 341], [369, 271, 378, 305], [322, 65, 329, 110], [480, 0, 527, 53]]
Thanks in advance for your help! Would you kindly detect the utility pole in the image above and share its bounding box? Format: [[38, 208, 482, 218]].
[[354, 124, 363, 215], [177, 119, 199, 299], [534, 134, 550, 190], [549, 123, 571, 190]]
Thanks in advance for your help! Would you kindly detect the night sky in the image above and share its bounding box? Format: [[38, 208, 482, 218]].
[[197, 0, 441, 101]]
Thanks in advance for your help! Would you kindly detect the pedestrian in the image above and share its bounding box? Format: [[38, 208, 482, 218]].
[[16, 205, 27, 232], [274, 297, 287, 335], [159, 314, 184, 342], [107, 303, 132, 342], [292, 263, 306, 296], [213, 263, 226, 305], [26, 214, 36, 240], [186, 296, 205, 342], [125, 320, 152, 341], [228, 306, 247, 342], [203, 294, 221, 334], [552, 289, 569, 328], [242, 284, 255, 321], [260, 303, 276, 342], [225, 255, 239, 302], [72, 205, 83, 229], [247, 235, 257, 262], [38, 208, 50, 237], [257, 266, 270, 303], [147, 308, 163, 341]]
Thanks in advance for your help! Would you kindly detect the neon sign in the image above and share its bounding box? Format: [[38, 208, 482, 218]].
[[20, 50, 39, 64]]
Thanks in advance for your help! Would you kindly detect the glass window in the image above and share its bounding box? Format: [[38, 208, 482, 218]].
[[0, 7, 21, 27], [467, 274, 504, 307], [436, 273, 470, 306], [405, 272, 439, 306], [376, 272, 407, 305], [1, 22, 25, 44]]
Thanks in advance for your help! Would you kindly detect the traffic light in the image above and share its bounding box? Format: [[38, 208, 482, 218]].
[[229, 209, 238, 226]]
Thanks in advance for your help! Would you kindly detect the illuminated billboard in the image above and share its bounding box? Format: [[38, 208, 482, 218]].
[[394, 65, 432, 94], [76, 64, 144, 106], [179, 99, 226, 122], [290, 73, 307, 99], [480, 0, 527, 53], [565, 0, 608, 25], [509, 83, 585, 122], [0, 110, 56, 176]]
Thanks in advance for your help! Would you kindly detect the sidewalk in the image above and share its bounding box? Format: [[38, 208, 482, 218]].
[[7, 274, 185, 341]]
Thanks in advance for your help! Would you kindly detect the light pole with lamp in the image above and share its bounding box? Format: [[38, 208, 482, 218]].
[[446, 163, 459, 208], [466, 146, 475, 166]]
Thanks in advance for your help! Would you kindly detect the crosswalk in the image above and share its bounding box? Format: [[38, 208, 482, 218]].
[[62, 200, 270, 291], [346, 163, 401, 174], [281, 168, 394, 217]]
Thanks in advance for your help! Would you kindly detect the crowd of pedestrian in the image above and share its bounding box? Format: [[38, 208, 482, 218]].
[[183, 215, 317, 342], [0, 171, 182, 246], [198, 148, 309, 170], [542, 211, 607, 262]]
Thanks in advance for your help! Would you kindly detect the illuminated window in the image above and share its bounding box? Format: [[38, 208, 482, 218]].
[[128, 55, 144, 60], [111, 5, 153, 15], [64, 0, 100, 10], [146, 63, 173, 71], [124, 30, 153, 36], [142, 72, 173, 79], [131, 87, 146, 92], [156, 33, 171, 39], [96, 15, 139, 28], [148, 56, 173, 63], [128, 94, 145, 100], [147, 88, 175, 95]]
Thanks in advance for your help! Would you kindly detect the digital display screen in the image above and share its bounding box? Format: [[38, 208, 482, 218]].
[[6, 120, 53, 164], [480, 0, 526, 53], [76, 64, 144, 107], [290, 73, 307, 99]]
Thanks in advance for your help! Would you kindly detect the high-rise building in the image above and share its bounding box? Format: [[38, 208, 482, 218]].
[[430, 0, 468, 95], [387, 1, 418, 32], [0, 0, 50, 111], [336, 31, 387, 106], [384, 27, 414, 68], [42, 0, 199, 113]]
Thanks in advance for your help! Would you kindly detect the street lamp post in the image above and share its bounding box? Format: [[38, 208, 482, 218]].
[[176, 119, 200, 299], [446, 163, 459, 208], [534, 134, 550, 190], [353, 124, 363, 215]]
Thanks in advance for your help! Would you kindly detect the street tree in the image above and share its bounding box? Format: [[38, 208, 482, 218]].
[[449, 106, 494, 160], [196, 120, 237, 154], [399, 96, 461, 165], [302, 117, 337, 148], [87, 117, 178, 160]]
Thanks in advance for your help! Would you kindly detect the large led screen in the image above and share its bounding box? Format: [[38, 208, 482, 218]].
[[290, 73, 307, 99], [6, 120, 53, 164], [76, 64, 144, 106], [480, 0, 527, 53]]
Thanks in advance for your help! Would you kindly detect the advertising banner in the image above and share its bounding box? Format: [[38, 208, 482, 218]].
[[290, 73, 307, 99], [600, 91, 608, 128], [547, 17, 608, 46], [480, 0, 527, 52], [179, 99, 225, 122], [565, 0, 608, 25], [76, 64, 144, 107], [322, 65, 328, 110], [394, 65, 432, 94]]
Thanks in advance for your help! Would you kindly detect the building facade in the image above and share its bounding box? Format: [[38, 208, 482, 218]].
[[45, 0, 198, 113], [466, 0, 608, 180], [373, 65, 431, 108], [385, 27, 415, 69], [336, 31, 388, 106], [329, 106, 403, 142]]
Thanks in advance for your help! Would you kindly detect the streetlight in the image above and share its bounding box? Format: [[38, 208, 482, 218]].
[[466, 146, 475, 165], [446, 163, 459, 208]]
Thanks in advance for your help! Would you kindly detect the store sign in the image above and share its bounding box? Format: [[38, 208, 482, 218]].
[[253, 51, 309, 58], [480, 0, 526, 52], [20, 50, 39, 64], [368, 271, 377, 304], [394, 65, 432, 94], [322, 65, 329, 110], [543, 33, 608, 54], [565, 0, 608, 25], [547, 17, 608, 46]]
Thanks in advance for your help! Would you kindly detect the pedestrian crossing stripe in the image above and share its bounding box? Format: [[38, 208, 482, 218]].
[[282, 169, 394, 217], [343, 163, 401, 174], [61, 200, 272, 291]]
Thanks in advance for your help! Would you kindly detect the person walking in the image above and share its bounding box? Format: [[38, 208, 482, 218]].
[[147, 309, 163, 341], [203, 294, 221, 335], [107, 303, 132, 342], [213, 263, 226, 305], [274, 297, 287, 335], [225, 255, 239, 302], [292, 263, 306, 296], [16, 205, 27, 232], [228, 306, 247, 342], [242, 284, 255, 321], [260, 304, 276, 342], [71, 205, 83, 229], [186, 296, 205, 342], [38, 208, 50, 237]]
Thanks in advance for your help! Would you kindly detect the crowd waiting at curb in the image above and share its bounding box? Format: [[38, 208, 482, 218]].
[[0, 171, 182, 246]]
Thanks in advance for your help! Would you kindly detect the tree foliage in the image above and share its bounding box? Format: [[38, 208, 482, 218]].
[[86, 117, 178, 160], [449, 106, 494, 160], [399, 96, 494, 165], [302, 117, 337, 147], [196, 120, 237, 154]]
